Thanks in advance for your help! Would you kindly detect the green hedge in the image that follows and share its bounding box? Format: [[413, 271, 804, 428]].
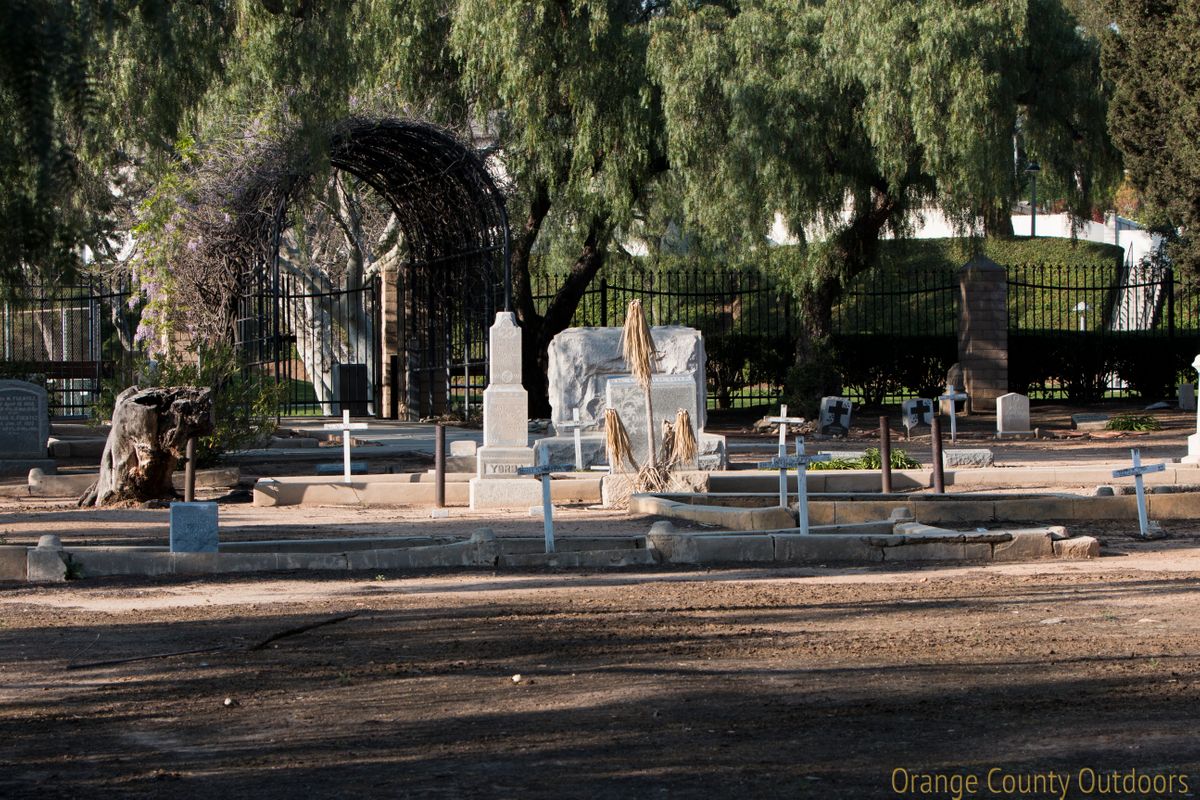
[[1010, 332, 1200, 401]]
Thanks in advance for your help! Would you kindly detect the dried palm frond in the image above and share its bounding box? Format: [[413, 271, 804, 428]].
[[620, 299, 656, 390], [635, 463, 671, 494], [672, 408, 697, 465], [604, 408, 635, 472]]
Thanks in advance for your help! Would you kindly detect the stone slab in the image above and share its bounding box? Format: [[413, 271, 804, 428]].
[[501, 548, 657, 569], [605, 374, 700, 467], [992, 530, 1057, 561], [602, 470, 709, 507], [27, 548, 67, 582], [450, 440, 477, 457], [0, 380, 48, 460], [469, 477, 543, 509], [1053, 536, 1100, 558], [881, 541, 992, 561], [547, 325, 707, 433], [772, 534, 883, 563], [476, 445, 535, 478], [0, 545, 28, 581], [169, 502, 219, 553], [481, 385, 530, 448], [942, 448, 994, 468], [1071, 413, 1109, 431]]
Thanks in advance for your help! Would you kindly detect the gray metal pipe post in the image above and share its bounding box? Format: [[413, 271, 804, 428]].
[[879, 416, 892, 494], [931, 416, 945, 494], [435, 423, 446, 508], [184, 438, 196, 503]]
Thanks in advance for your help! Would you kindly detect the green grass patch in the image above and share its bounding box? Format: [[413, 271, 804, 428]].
[[809, 447, 921, 471]]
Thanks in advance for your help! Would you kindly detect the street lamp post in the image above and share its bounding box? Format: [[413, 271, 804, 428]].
[[1025, 161, 1041, 238]]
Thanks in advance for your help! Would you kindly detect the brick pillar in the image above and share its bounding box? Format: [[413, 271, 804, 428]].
[[379, 261, 402, 419], [957, 255, 1008, 413]]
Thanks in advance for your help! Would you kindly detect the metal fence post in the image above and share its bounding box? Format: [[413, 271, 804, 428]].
[[600, 277, 608, 327]]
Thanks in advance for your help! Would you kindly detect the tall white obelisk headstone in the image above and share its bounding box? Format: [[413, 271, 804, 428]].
[[470, 312, 540, 508]]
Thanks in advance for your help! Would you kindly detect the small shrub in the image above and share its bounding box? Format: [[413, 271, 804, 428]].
[[94, 342, 282, 466], [1106, 413, 1162, 432], [810, 447, 921, 470]]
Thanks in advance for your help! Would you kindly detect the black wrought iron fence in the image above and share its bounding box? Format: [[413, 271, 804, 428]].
[[532, 266, 798, 409], [0, 280, 137, 417], [1007, 259, 1200, 400]]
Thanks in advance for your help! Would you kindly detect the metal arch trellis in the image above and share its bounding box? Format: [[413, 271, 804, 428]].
[[232, 117, 512, 419]]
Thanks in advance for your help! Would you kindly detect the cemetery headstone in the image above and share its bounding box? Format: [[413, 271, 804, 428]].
[[818, 396, 852, 437], [0, 380, 53, 476], [901, 398, 934, 438], [476, 312, 535, 478], [996, 392, 1032, 435], [1179, 383, 1196, 413], [605, 374, 699, 466], [169, 501, 219, 553]]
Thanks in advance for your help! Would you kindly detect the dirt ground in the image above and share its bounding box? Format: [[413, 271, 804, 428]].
[[4, 544, 1200, 799], [4, 407, 1200, 798]]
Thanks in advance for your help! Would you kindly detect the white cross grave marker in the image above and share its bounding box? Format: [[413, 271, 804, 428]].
[[1112, 448, 1166, 539], [767, 404, 806, 506], [517, 459, 574, 553], [938, 384, 969, 442], [757, 437, 830, 534], [558, 408, 585, 471], [323, 410, 369, 484]]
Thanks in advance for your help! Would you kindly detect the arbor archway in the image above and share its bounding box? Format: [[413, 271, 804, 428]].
[[235, 117, 511, 419]]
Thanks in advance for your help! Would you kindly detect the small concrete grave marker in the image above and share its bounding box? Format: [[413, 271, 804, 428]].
[[323, 410, 369, 484], [818, 396, 852, 437], [1112, 448, 1166, 539], [1181, 383, 1197, 413], [937, 385, 969, 442], [901, 398, 934, 439], [1071, 413, 1110, 431], [517, 460, 573, 553], [169, 502, 219, 553], [756, 438, 830, 534], [996, 392, 1032, 436], [558, 408, 585, 471]]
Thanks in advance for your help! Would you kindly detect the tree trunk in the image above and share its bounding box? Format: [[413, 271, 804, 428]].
[[521, 219, 609, 417], [79, 386, 215, 507]]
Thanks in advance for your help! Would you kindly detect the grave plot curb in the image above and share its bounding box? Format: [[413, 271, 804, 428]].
[[629, 494, 796, 531]]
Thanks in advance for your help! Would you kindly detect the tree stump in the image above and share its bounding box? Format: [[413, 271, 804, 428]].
[[79, 386, 215, 507]]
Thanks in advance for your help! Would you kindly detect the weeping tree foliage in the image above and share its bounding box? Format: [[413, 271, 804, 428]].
[[1103, 0, 1200, 277], [5, 0, 1120, 412], [648, 0, 1120, 345]]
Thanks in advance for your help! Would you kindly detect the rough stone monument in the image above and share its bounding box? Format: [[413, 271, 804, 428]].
[[533, 326, 725, 468], [996, 392, 1032, 436], [0, 380, 54, 476], [470, 313, 540, 508]]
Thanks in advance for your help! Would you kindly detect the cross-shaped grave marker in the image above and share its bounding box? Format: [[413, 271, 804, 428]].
[[937, 385, 969, 442], [757, 437, 830, 534], [767, 404, 806, 503], [1112, 448, 1166, 539], [323, 410, 369, 484], [517, 460, 574, 553], [558, 408, 585, 471]]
